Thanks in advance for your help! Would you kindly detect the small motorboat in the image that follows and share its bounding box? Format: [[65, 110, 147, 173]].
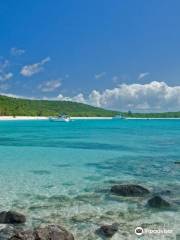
[[112, 114, 126, 120], [49, 114, 71, 122]]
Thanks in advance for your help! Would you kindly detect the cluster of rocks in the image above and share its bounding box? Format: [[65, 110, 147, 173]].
[[0, 211, 118, 239], [110, 184, 171, 208], [111, 184, 170, 208], [1, 225, 74, 240], [0, 184, 171, 239], [0, 211, 74, 240], [95, 183, 171, 238]]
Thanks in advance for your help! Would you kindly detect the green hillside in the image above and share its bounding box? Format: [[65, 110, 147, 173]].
[[0, 95, 117, 117], [0, 95, 180, 118], [124, 111, 180, 118]]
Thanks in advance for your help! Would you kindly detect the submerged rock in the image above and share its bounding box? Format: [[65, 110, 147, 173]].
[[30, 170, 51, 175], [0, 211, 26, 224], [111, 184, 150, 197], [147, 196, 170, 208], [159, 190, 171, 195], [34, 225, 74, 240], [11, 230, 34, 240], [96, 223, 118, 238], [0, 224, 74, 240], [174, 161, 180, 164], [0, 225, 15, 239]]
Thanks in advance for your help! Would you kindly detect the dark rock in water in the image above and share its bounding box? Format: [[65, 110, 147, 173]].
[[34, 225, 74, 240], [96, 223, 118, 238], [5, 225, 74, 240], [0, 211, 26, 224], [159, 190, 171, 195], [174, 161, 180, 164], [54, 164, 70, 168], [111, 184, 150, 197], [30, 170, 51, 175], [148, 196, 170, 208], [0, 226, 16, 239], [11, 230, 35, 240]]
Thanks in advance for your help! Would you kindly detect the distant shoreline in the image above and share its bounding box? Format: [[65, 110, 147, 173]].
[[0, 116, 112, 121], [1, 116, 180, 121]]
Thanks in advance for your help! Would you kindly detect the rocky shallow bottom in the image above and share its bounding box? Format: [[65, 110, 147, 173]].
[[0, 184, 179, 240]]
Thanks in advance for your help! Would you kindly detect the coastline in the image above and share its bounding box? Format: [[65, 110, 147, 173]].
[[0, 116, 180, 120], [0, 116, 113, 121], [0, 116, 48, 121]]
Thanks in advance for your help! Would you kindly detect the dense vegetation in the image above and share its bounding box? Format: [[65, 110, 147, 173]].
[[0, 95, 117, 117], [123, 111, 180, 118], [0, 95, 180, 118]]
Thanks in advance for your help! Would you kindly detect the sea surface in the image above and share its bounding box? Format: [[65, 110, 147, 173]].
[[0, 119, 179, 239]]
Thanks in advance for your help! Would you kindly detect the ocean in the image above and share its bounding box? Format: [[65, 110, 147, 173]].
[[0, 119, 179, 239]]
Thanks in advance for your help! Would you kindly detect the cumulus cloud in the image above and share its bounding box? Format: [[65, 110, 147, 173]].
[[0, 59, 13, 82], [0, 72, 13, 81], [57, 93, 86, 103], [138, 72, 150, 80], [38, 79, 61, 92], [56, 81, 180, 112], [3, 80, 180, 112], [95, 72, 106, 79], [11, 47, 25, 56], [0, 83, 10, 91], [0, 59, 9, 73], [20, 57, 50, 77]]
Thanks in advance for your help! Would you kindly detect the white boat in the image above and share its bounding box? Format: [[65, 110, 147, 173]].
[[49, 114, 71, 122], [113, 114, 125, 120]]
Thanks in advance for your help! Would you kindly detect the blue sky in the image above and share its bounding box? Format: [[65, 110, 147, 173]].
[[1, 0, 180, 111]]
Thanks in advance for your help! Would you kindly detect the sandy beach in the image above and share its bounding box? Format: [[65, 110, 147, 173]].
[[0, 116, 48, 121], [0, 116, 113, 121], [1, 116, 180, 121]]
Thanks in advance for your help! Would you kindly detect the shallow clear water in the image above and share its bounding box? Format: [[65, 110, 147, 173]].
[[0, 119, 179, 239]]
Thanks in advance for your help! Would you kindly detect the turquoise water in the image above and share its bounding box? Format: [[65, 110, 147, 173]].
[[0, 119, 179, 239]]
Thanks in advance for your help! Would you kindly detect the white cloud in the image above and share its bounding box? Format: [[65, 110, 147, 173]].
[[4, 80, 180, 112], [0, 59, 13, 82], [72, 93, 85, 103], [56, 81, 180, 112], [4, 72, 13, 80], [0, 83, 10, 91], [138, 72, 150, 80], [95, 72, 106, 79], [112, 75, 119, 83], [20, 57, 50, 77], [57, 93, 86, 103], [38, 79, 61, 92], [11, 47, 25, 56], [0, 59, 9, 73], [0, 72, 13, 81]]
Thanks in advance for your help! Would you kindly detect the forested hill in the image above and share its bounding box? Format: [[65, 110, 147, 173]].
[[0, 95, 117, 117], [0, 95, 180, 118], [123, 111, 180, 118]]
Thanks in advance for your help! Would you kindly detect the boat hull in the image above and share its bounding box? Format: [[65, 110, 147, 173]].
[[49, 117, 71, 122]]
